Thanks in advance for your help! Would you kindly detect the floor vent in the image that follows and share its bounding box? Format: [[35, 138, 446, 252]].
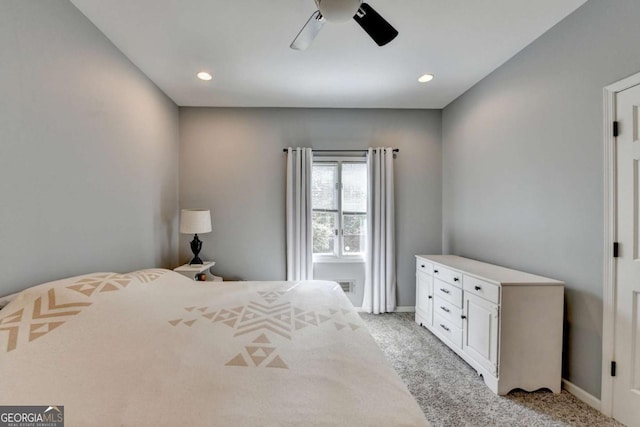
[[336, 280, 355, 294]]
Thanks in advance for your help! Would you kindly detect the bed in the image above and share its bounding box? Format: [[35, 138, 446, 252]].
[[0, 269, 428, 426]]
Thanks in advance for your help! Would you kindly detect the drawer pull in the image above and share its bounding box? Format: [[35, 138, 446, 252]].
[[434, 269, 439, 274], [461, 315, 467, 320], [440, 306, 450, 313], [440, 288, 450, 294], [421, 264, 425, 268], [440, 324, 450, 332], [454, 277, 460, 282], [428, 295, 433, 299], [474, 285, 482, 291]]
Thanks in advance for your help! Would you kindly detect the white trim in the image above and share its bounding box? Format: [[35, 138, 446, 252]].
[[601, 80, 617, 418], [394, 306, 416, 313], [313, 256, 365, 264], [312, 156, 368, 261], [355, 306, 415, 313], [314, 155, 367, 163], [562, 379, 601, 412], [601, 71, 640, 417]]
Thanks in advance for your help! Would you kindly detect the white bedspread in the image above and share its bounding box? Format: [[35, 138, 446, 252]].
[[0, 269, 428, 426]]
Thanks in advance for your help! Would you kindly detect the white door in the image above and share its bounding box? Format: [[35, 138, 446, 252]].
[[463, 292, 498, 376], [614, 83, 640, 427]]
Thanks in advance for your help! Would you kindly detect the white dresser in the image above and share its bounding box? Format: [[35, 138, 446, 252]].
[[415, 255, 564, 395]]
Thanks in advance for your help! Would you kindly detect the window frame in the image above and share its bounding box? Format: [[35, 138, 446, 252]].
[[312, 156, 367, 264]]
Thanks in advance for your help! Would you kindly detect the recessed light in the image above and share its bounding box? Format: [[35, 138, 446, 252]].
[[197, 71, 212, 81], [418, 74, 434, 83]]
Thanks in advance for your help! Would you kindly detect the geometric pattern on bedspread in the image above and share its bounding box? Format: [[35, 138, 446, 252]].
[[0, 270, 168, 352], [168, 287, 362, 369], [127, 269, 169, 284], [67, 273, 133, 297]]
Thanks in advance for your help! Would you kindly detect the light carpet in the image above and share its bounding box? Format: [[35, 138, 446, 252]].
[[359, 312, 622, 427]]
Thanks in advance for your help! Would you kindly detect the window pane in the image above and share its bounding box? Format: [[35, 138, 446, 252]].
[[343, 214, 366, 255], [313, 212, 336, 254], [312, 163, 338, 210], [342, 163, 367, 213]]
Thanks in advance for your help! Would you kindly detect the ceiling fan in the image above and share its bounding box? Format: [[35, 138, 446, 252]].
[[290, 0, 398, 50]]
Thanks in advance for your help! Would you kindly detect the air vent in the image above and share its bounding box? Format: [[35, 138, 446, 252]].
[[336, 280, 355, 294]]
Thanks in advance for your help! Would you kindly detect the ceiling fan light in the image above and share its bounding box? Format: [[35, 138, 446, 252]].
[[418, 74, 434, 83], [197, 71, 212, 81], [318, 0, 362, 23]]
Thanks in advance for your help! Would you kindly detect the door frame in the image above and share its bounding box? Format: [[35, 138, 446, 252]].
[[602, 71, 640, 417]]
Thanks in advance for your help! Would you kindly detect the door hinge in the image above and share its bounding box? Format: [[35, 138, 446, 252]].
[[611, 361, 617, 377], [613, 242, 619, 258], [613, 121, 619, 138]]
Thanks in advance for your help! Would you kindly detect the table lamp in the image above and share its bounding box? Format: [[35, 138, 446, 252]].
[[180, 209, 212, 265]]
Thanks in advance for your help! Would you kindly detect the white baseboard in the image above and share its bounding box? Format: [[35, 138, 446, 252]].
[[355, 306, 415, 313], [562, 378, 601, 412]]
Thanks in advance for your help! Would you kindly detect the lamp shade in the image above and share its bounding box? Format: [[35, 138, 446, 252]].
[[180, 209, 212, 234]]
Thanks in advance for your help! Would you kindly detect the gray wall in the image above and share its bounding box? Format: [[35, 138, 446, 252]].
[[0, 0, 179, 295], [442, 0, 640, 397], [179, 108, 442, 307]]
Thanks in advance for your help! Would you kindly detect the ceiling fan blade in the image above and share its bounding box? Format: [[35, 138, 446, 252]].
[[353, 3, 398, 47], [291, 10, 326, 50]]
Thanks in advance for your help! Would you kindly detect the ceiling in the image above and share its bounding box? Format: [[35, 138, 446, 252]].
[[70, 0, 587, 109]]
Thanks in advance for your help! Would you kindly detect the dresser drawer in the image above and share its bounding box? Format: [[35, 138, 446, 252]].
[[434, 314, 463, 349], [434, 278, 463, 308], [416, 259, 433, 276], [432, 265, 462, 287], [434, 296, 463, 329], [464, 275, 500, 304]]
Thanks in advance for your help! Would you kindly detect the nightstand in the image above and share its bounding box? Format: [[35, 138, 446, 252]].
[[173, 261, 222, 282]]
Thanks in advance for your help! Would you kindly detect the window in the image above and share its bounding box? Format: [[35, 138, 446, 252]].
[[312, 158, 367, 261]]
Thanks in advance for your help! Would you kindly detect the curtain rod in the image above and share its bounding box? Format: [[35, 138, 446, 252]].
[[282, 148, 399, 153]]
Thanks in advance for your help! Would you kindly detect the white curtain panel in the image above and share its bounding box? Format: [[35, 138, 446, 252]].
[[362, 147, 396, 314], [286, 147, 314, 281]]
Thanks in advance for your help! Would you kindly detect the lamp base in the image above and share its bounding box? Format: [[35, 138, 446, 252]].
[[189, 256, 204, 265], [189, 234, 204, 265]]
